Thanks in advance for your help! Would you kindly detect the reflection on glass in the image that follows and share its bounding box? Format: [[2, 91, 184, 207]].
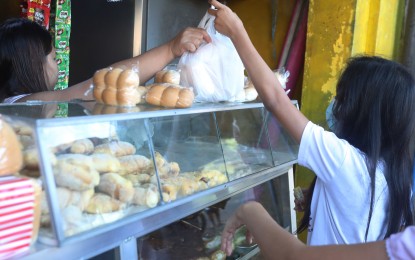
[[150, 114, 228, 203], [138, 174, 291, 259], [216, 108, 274, 181]]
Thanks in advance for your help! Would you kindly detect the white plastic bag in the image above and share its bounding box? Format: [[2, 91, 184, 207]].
[[178, 12, 245, 102]]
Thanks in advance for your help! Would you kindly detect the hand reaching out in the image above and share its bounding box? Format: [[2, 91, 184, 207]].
[[221, 205, 254, 256], [207, 0, 244, 39]]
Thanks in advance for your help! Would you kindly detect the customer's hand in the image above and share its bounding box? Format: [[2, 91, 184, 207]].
[[208, 0, 244, 40]]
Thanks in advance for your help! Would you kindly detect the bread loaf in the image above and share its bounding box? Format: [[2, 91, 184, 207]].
[[154, 70, 180, 85], [97, 173, 134, 203], [93, 141, 136, 157], [146, 84, 194, 108], [54, 154, 100, 191], [0, 118, 23, 176], [93, 68, 146, 107]]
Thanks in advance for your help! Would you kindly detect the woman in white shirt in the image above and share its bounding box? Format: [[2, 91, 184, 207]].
[[208, 0, 415, 245]]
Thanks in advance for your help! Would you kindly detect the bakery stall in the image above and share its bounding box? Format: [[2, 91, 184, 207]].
[[0, 100, 298, 259]]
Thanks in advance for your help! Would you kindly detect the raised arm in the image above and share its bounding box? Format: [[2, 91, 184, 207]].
[[17, 27, 211, 103], [111, 27, 211, 84], [221, 201, 388, 260], [208, 0, 308, 143]]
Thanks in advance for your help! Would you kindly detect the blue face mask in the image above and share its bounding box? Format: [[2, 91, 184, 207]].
[[326, 99, 336, 131]]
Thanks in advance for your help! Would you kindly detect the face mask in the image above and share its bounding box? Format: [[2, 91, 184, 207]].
[[326, 99, 336, 131]]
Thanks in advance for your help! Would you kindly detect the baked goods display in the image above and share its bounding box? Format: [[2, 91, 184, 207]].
[[4, 113, 230, 239], [92, 66, 195, 109], [11, 122, 229, 237]]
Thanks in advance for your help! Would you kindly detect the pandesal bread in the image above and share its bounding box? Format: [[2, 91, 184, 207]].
[[176, 88, 195, 108], [118, 154, 152, 175], [70, 139, 95, 154], [54, 154, 100, 191], [85, 193, 124, 214], [93, 141, 136, 157], [146, 84, 194, 108], [93, 67, 145, 107], [90, 153, 121, 173], [92, 68, 111, 103], [155, 70, 180, 85], [97, 173, 134, 203], [0, 118, 23, 176]]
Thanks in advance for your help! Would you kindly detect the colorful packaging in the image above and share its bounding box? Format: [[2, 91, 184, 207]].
[[50, 0, 71, 91], [26, 0, 51, 29], [0, 177, 40, 259]]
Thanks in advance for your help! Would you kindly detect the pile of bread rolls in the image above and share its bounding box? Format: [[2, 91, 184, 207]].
[[92, 67, 195, 108]]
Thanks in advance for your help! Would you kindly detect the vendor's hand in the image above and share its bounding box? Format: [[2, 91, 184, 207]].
[[207, 0, 244, 39], [170, 27, 211, 57]]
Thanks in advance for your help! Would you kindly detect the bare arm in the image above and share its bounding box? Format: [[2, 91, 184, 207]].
[[16, 27, 211, 103], [221, 201, 388, 260], [208, 0, 308, 143]]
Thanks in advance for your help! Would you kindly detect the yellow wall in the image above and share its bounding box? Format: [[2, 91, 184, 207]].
[[229, 0, 297, 69]]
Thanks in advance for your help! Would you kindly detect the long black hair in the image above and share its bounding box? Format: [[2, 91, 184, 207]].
[[297, 56, 415, 239], [0, 18, 52, 101]]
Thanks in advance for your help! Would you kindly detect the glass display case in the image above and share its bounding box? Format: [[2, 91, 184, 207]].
[[0, 101, 298, 259]]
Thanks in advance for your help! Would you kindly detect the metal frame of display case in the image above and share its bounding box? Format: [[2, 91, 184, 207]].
[[1, 102, 298, 259]]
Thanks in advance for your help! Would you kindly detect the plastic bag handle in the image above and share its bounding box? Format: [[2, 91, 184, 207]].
[[198, 11, 216, 34]]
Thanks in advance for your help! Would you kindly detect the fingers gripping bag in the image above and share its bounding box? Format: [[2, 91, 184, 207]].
[[178, 12, 245, 102]]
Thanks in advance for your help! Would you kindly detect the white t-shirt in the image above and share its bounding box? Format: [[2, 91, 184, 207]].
[[298, 122, 388, 245]]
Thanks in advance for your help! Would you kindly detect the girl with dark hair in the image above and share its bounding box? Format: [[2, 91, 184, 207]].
[[0, 18, 211, 103], [208, 0, 415, 246]]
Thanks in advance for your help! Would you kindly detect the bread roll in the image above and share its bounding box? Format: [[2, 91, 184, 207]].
[[145, 84, 166, 106], [70, 139, 95, 154], [118, 154, 152, 175], [93, 67, 143, 107], [146, 84, 194, 108], [85, 193, 124, 214], [154, 70, 180, 84], [176, 88, 195, 108], [160, 86, 181, 108], [97, 173, 134, 203], [132, 184, 160, 208], [54, 154, 100, 191], [92, 68, 110, 103], [117, 69, 140, 88], [0, 118, 23, 176], [93, 141, 136, 157], [90, 153, 121, 173], [125, 173, 151, 186]]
